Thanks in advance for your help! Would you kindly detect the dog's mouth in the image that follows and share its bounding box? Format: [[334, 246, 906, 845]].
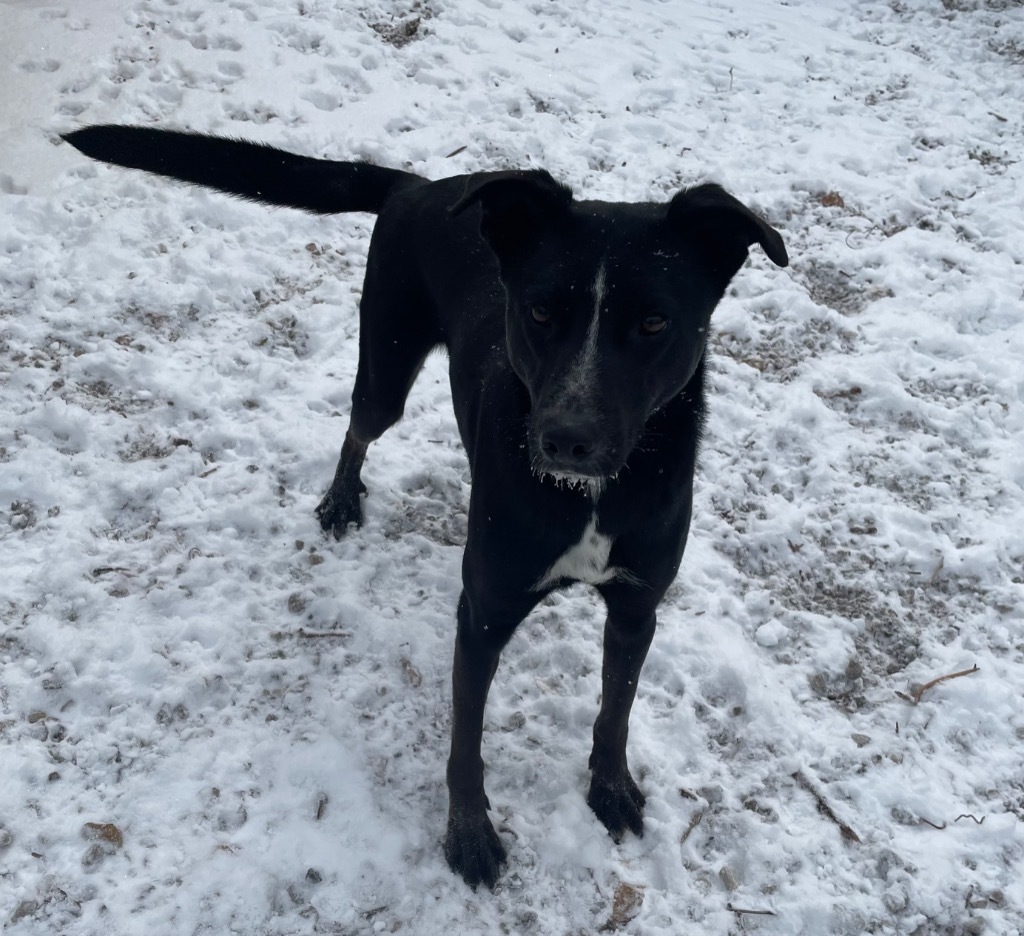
[[533, 467, 611, 497]]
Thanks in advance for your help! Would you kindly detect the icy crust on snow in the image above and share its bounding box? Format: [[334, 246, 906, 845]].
[[1, 0, 1023, 933]]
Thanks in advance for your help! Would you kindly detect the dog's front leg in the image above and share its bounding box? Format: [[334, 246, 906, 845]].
[[587, 586, 658, 841], [443, 590, 521, 890], [315, 429, 368, 538]]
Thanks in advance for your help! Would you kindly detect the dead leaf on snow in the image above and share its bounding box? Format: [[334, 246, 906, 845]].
[[82, 822, 124, 848], [600, 882, 645, 931]]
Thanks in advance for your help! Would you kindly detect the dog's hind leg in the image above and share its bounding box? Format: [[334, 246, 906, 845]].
[[316, 263, 441, 538], [586, 582, 660, 841]]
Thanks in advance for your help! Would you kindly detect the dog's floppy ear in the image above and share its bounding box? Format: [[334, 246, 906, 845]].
[[667, 183, 789, 276], [450, 170, 573, 257]]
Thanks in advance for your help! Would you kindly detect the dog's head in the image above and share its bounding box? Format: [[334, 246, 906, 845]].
[[452, 171, 788, 486]]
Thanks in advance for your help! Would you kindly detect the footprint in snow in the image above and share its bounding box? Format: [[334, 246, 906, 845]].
[[301, 90, 342, 112], [189, 34, 243, 52], [18, 58, 60, 73]]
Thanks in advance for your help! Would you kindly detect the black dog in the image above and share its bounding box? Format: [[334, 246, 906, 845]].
[[62, 126, 788, 888]]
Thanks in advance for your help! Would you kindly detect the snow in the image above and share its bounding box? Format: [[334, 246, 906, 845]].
[[2, 0, 1023, 932]]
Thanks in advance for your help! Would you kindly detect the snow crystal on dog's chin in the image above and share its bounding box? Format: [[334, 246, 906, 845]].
[[534, 469, 609, 498]]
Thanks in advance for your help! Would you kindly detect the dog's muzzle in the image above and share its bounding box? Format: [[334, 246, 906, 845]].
[[529, 412, 621, 483]]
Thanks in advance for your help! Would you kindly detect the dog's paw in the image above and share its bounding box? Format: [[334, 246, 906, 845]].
[[587, 770, 646, 841], [314, 480, 366, 539], [444, 811, 507, 890]]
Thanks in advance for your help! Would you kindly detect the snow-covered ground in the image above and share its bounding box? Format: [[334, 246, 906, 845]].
[[2, 0, 1023, 932]]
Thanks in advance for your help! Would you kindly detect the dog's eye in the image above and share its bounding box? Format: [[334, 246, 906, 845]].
[[641, 315, 668, 335], [530, 305, 552, 325]]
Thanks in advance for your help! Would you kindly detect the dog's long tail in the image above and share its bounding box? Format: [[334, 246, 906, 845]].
[[62, 125, 421, 215]]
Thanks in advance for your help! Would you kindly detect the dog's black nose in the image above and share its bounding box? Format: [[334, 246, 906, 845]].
[[539, 425, 597, 462]]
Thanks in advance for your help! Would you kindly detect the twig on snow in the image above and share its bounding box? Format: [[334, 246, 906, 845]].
[[918, 816, 947, 830], [680, 810, 705, 845], [897, 664, 979, 705], [728, 903, 777, 917], [792, 771, 861, 844], [297, 628, 352, 639]]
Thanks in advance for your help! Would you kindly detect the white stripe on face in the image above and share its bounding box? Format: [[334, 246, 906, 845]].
[[562, 262, 606, 404]]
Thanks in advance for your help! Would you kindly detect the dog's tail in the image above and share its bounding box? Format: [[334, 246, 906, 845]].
[[61, 125, 421, 215]]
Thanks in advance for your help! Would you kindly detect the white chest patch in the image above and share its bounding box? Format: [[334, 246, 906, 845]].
[[533, 513, 619, 591]]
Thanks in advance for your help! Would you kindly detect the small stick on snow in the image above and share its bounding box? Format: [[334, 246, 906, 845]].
[[899, 664, 979, 705], [728, 903, 777, 917], [680, 810, 704, 844], [298, 628, 352, 639], [918, 816, 947, 830], [792, 771, 861, 844]]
